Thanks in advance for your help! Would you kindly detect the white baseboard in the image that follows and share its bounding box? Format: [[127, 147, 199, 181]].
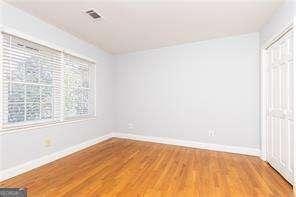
[[112, 132, 261, 157], [0, 133, 114, 181], [0, 132, 261, 182]]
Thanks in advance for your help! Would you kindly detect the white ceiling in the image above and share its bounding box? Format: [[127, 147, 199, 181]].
[[6, 0, 283, 54]]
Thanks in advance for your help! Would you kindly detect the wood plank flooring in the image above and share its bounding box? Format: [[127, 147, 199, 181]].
[[0, 138, 293, 196]]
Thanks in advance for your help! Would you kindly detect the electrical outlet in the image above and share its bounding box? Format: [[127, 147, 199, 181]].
[[209, 129, 215, 137], [44, 139, 52, 147], [128, 123, 134, 130]]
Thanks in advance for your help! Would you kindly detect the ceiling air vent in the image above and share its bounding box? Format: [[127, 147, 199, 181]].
[[86, 10, 101, 19]]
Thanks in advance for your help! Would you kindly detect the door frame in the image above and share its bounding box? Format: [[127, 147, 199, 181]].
[[260, 23, 295, 189]]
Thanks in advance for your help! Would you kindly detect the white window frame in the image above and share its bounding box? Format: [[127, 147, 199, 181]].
[[0, 27, 97, 133]]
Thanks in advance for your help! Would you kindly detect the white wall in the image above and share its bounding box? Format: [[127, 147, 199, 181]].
[[0, 3, 114, 170], [115, 33, 260, 149], [260, 0, 294, 47]]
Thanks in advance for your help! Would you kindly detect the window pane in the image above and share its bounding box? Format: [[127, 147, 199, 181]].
[[8, 83, 25, 102], [26, 84, 40, 103], [64, 86, 89, 116], [11, 63, 25, 82], [64, 83, 90, 117], [26, 84, 41, 121], [64, 87, 75, 117], [8, 103, 25, 123], [79, 89, 89, 115], [41, 103, 52, 119], [40, 86, 52, 103], [26, 102, 40, 121], [82, 69, 89, 88], [70, 70, 82, 88], [41, 86, 53, 119], [76, 88, 89, 115], [25, 57, 40, 83], [40, 61, 53, 84]]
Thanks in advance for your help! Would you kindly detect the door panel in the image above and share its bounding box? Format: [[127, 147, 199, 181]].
[[267, 29, 294, 184]]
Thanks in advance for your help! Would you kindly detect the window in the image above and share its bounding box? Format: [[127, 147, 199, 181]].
[[64, 53, 95, 119], [1, 32, 95, 130]]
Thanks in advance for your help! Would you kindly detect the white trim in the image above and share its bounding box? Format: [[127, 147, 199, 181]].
[[94, 60, 97, 117], [0, 133, 113, 181], [293, 15, 296, 190], [260, 47, 268, 161], [262, 24, 294, 50], [112, 132, 261, 156], [0, 117, 97, 135]]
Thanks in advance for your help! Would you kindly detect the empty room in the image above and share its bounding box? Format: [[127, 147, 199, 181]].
[[0, 0, 295, 196]]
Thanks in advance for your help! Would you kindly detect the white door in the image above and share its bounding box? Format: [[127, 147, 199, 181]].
[[267, 29, 294, 184]]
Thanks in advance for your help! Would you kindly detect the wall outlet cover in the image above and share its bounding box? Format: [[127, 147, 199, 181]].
[[209, 130, 215, 137], [44, 139, 52, 147]]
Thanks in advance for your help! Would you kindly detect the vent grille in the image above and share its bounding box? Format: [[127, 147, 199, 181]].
[[86, 10, 101, 19]]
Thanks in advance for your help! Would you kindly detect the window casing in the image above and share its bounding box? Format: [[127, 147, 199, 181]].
[[1, 32, 96, 131]]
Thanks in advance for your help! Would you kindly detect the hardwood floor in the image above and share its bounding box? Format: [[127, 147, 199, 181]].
[[0, 138, 293, 196]]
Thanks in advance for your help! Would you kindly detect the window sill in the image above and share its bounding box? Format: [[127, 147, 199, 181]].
[[0, 116, 97, 135]]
